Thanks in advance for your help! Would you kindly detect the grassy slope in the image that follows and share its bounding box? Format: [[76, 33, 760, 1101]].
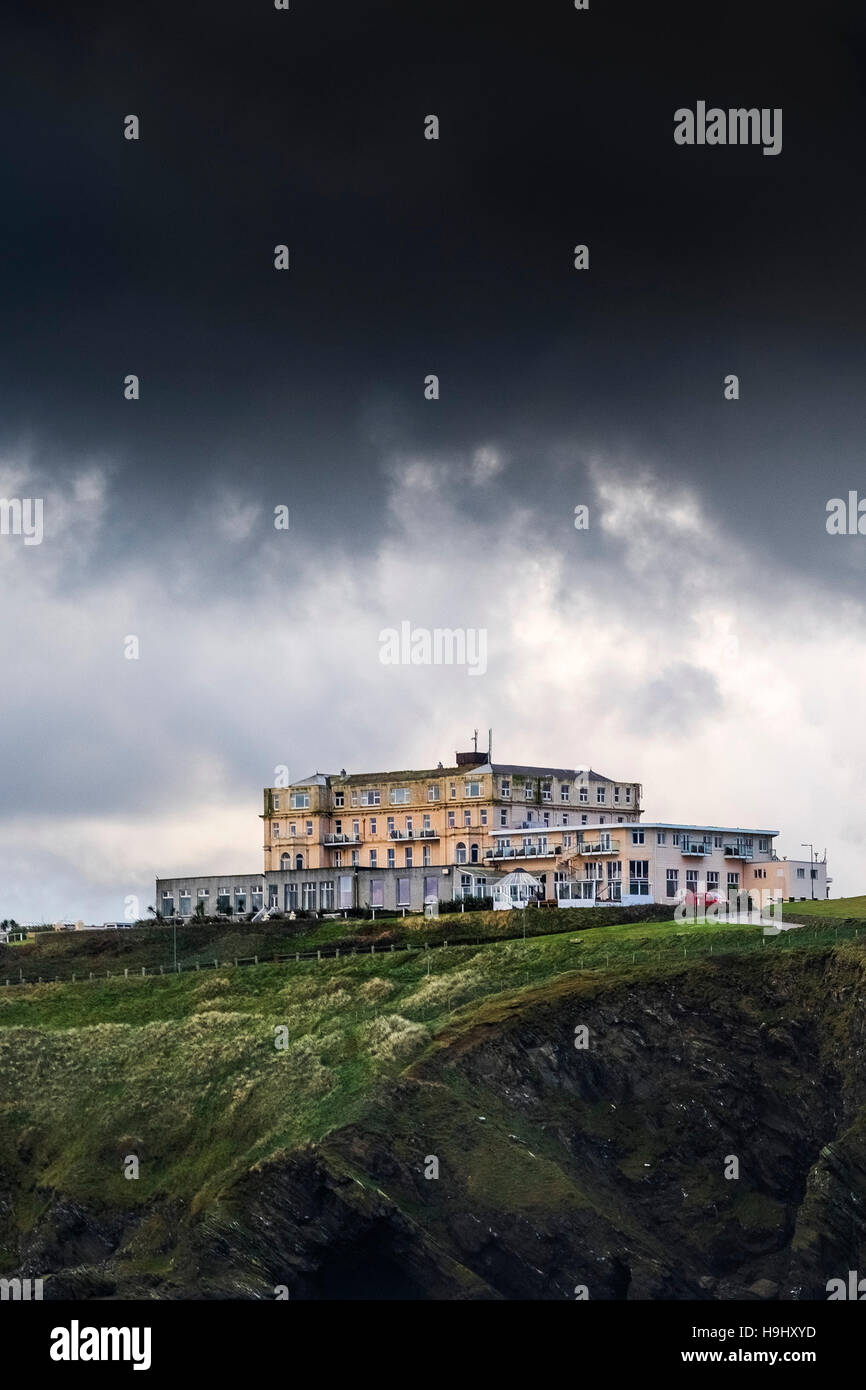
[[3, 908, 866, 1294]]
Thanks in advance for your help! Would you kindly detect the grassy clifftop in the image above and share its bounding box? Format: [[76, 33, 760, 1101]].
[[2, 914, 866, 1298]]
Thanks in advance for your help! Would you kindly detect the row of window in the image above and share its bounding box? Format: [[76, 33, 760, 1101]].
[[274, 779, 637, 812]]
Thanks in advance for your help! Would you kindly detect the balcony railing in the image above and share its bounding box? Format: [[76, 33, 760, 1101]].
[[681, 841, 712, 856], [724, 844, 754, 860], [388, 829, 440, 841], [576, 840, 619, 855], [484, 846, 561, 860], [323, 833, 361, 845]]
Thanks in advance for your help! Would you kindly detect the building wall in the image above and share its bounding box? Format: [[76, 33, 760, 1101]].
[[262, 763, 642, 875], [156, 864, 496, 918]]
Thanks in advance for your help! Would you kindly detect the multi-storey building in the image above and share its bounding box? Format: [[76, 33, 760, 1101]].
[[262, 752, 642, 876], [155, 745, 829, 917]]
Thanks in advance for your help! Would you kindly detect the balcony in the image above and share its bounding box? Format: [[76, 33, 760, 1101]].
[[484, 845, 561, 860], [388, 829, 441, 841], [576, 840, 620, 855], [681, 840, 713, 856], [323, 833, 361, 845], [724, 844, 754, 860]]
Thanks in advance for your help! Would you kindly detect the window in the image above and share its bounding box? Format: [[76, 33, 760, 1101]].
[[811, 868, 818, 879], [285, 883, 298, 911], [290, 823, 296, 836], [370, 879, 384, 908], [334, 792, 344, 807], [629, 861, 650, 895], [796, 867, 805, 879], [234, 891, 246, 913], [339, 875, 353, 908], [456, 842, 467, 864], [463, 809, 471, 827], [424, 876, 438, 902], [427, 784, 440, 801], [268, 885, 278, 907], [727, 872, 740, 887], [216, 891, 229, 913], [351, 850, 359, 866], [707, 871, 719, 888], [543, 812, 550, 827], [335, 819, 342, 835], [625, 787, 632, 802], [302, 882, 316, 910], [290, 792, 310, 809], [581, 814, 587, 825], [197, 888, 209, 899], [541, 782, 552, 801], [387, 816, 395, 833], [334, 851, 342, 866], [481, 808, 488, 826], [179, 892, 191, 915], [450, 784, 457, 799], [672, 833, 681, 847], [597, 787, 605, 803], [448, 811, 456, 828], [405, 811, 412, 830], [405, 847, 413, 867], [295, 853, 303, 870], [397, 878, 411, 907], [465, 781, 481, 798], [273, 797, 280, 811], [632, 830, 645, 845], [758, 838, 769, 853], [305, 820, 313, 836], [387, 848, 395, 868], [500, 809, 507, 827], [714, 836, 722, 848], [423, 845, 431, 866], [657, 832, 666, 845], [369, 849, 378, 867], [280, 853, 290, 869], [562, 813, 569, 826], [370, 817, 377, 834], [470, 843, 480, 863], [614, 786, 620, 802], [666, 869, 679, 895], [390, 788, 410, 804], [561, 783, 570, 802], [579, 785, 588, 803], [320, 881, 334, 911], [360, 790, 380, 806], [500, 778, 511, 798], [685, 870, 698, 887], [352, 819, 360, 837], [423, 814, 431, 830]]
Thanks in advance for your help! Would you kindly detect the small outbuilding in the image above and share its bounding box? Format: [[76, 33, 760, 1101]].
[[492, 868, 544, 911]]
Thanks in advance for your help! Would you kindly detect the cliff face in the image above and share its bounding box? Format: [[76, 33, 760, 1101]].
[[8, 947, 866, 1300]]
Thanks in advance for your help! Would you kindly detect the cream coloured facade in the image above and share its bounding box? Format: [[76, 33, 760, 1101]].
[[262, 754, 642, 877]]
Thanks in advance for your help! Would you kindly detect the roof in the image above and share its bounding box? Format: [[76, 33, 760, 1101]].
[[636, 823, 779, 836], [287, 763, 638, 787]]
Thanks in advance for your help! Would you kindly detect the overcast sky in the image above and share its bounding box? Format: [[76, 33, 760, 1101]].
[[1, 0, 865, 920]]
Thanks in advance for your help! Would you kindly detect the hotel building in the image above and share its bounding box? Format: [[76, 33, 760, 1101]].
[[155, 745, 830, 917]]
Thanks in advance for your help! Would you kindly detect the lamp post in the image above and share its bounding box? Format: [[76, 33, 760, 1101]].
[[801, 843, 815, 900]]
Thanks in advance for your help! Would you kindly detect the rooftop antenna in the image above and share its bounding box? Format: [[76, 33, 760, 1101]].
[[488, 727, 493, 761], [472, 728, 478, 753]]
